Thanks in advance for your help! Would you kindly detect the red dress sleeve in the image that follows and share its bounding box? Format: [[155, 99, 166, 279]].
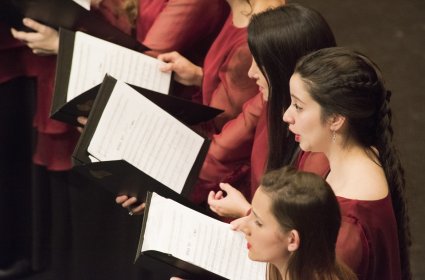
[[249, 106, 268, 196], [138, 0, 228, 61], [336, 196, 402, 280], [190, 93, 264, 205], [208, 44, 259, 131], [336, 215, 370, 278], [142, 0, 228, 55]]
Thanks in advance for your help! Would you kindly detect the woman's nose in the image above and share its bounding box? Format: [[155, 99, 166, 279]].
[[247, 65, 258, 80], [282, 107, 293, 124], [237, 216, 251, 236]]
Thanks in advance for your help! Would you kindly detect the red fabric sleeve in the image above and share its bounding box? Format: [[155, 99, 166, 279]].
[[249, 107, 268, 196], [143, 0, 228, 54], [190, 93, 264, 205], [200, 93, 263, 182], [336, 215, 370, 279], [208, 44, 259, 132]]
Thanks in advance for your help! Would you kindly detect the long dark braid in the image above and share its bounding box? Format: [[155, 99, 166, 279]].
[[374, 89, 411, 280]]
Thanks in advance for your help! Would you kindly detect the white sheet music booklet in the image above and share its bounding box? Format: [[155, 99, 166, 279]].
[[87, 80, 203, 194], [66, 31, 171, 102], [141, 192, 267, 280]]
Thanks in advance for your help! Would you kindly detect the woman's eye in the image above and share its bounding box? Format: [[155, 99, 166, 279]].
[[293, 103, 302, 111], [255, 220, 263, 227]]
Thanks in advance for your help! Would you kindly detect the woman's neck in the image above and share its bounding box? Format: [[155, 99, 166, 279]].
[[270, 260, 289, 280], [228, 0, 285, 28], [325, 142, 367, 194]]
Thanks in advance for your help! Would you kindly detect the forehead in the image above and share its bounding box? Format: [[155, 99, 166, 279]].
[[252, 187, 274, 218], [290, 73, 307, 95], [252, 187, 287, 232], [289, 74, 320, 106]]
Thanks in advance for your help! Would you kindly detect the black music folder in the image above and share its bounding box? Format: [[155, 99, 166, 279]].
[[135, 192, 267, 280], [72, 75, 211, 204], [51, 29, 222, 126], [0, 0, 143, 50]]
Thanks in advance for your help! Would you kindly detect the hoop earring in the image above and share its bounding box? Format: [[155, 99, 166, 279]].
[[332, 130, 336, 143]]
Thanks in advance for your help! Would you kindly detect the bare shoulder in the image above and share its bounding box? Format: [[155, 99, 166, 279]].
[[343, 160, 389, 201]]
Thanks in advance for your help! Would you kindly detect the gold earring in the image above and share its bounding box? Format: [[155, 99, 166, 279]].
[[332, 130, 336, 143]]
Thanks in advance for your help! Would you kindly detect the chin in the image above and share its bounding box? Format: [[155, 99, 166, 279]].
[[248, 251, 259, 262], [299, 142, 311, 152]]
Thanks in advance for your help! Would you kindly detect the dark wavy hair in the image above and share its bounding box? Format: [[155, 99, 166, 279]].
[[247, 3, 336, 171], [294, 47, 411, 280], [261, 166, 356, 280]]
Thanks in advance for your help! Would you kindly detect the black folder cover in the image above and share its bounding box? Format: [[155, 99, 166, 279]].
[[134, 192, 227, 280], [0, 0, 145, 51], [51, 29, 223, 126], [72, 75, 211, 204]]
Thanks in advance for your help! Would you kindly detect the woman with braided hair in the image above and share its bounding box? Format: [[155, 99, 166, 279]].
[[283, 47, 410, 280]]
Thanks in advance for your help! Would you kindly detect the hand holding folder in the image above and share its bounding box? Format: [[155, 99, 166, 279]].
[[0, 0, 142, 50], [51, 29, 223, 126], [10, 18, 60, 55]]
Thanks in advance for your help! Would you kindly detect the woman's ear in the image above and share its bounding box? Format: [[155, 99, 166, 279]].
[[328, 114, 346, 132], [287, 230, 300, 252]]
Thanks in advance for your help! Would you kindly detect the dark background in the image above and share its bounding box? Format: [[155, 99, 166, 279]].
[[294, 0, 425, 278]]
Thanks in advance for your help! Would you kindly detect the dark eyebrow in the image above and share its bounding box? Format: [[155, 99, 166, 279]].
[[290, 94, 305, 104]]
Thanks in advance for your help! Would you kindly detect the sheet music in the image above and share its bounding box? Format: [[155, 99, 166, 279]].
[[142, 193, 267, 280], [66, 32, 171, 102], [72, 0, 90, 10], [87, 80, 203, 194]]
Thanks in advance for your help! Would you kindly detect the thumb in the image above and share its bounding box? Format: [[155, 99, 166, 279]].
[[159, 62, 173, 72], [157, 51, 177, 63], [219, 182, 234, 193]]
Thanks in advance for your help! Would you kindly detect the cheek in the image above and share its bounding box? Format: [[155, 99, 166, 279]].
[[249, 232, 285, 262]]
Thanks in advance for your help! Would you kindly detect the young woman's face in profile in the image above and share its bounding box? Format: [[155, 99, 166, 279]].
[[248, 58, 269, 101], [283, 73, 330, 152], [239, 187, 289, 265]]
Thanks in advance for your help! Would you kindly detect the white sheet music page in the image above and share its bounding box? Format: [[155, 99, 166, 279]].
[[142, 193, 267, 280], [72, 0, 90, 10], [87, 80, 203, 194], [66, 32, 171, 102]]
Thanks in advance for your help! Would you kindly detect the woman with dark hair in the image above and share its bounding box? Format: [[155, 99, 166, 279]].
[[283, 47, 410, 280], [208, 4, 335, 218], [234, 166, 356, 280]]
